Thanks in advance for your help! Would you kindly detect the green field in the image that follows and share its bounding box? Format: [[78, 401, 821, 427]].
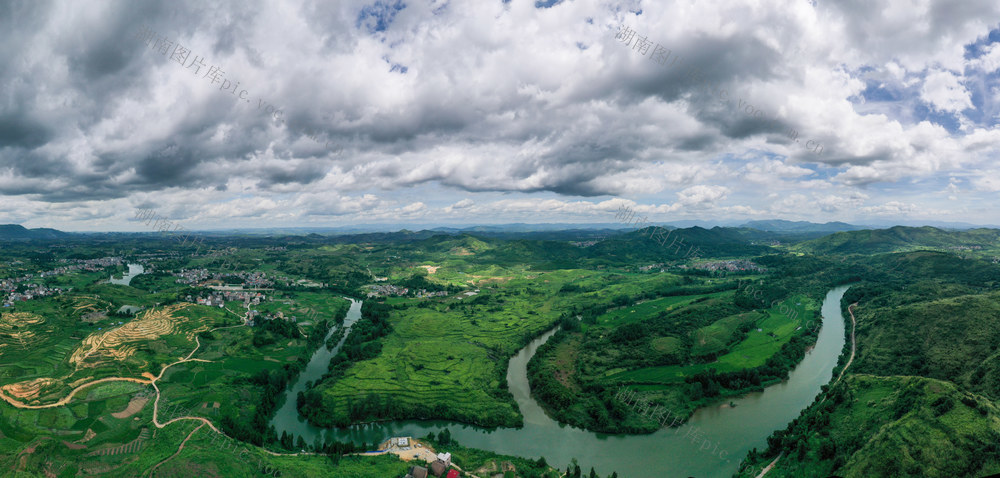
[[606, 293, 817, 384]]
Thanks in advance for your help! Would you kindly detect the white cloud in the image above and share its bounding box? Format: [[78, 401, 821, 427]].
[[920, 69, 974, 113]]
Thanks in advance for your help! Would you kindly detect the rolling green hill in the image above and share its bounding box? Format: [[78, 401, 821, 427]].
[[738, 374, 1000, 477], [794, 226, 1000, 255], [734, 250, 1000, 477]]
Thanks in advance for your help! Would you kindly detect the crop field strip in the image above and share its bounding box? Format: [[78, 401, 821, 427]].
[[603, 293, 818, 385]]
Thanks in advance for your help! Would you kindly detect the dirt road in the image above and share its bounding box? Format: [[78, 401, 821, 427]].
[[825, 302, 859, 396]]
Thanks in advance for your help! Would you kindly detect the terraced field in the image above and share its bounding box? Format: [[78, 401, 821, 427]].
[[0, 300, 238, 408], [69, 303, 201, 368], [316, 297, 558, 426]]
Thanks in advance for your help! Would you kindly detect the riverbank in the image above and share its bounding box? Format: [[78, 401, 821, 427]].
[[267, 286, 851, 478], [525, 288, 826, 435]]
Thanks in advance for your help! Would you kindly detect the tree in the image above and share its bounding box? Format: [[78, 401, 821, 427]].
[[819, 438, 836, 460], [437, 428, 452, 445]]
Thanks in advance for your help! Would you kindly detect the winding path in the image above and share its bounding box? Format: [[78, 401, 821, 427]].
[[145, 422, 206, 477], [0, 376, 152, 409], [754, 452, 783, 478], [827, 302, 859, 391]]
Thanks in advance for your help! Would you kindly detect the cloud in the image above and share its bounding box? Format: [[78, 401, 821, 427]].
[[674, 185, 730, 208], [1, 0, 999, 229], [920, 69, 974, 113]]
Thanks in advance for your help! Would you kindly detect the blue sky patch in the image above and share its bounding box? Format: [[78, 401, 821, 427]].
[[357, 0, 407, 34]]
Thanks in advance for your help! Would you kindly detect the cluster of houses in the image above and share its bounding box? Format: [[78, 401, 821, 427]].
[[189, 289, 266, 308], [173, 268, 211, 284], [192, 295, 228, 308], [694, 260, 766, 273], [188, 291, 305, 328], [245, 309, 318, 327], [638, 262, 667, 272], [56, 256, 124, 271], [637, 259, 767, 274], [367, 284, 410, 298], [2, 282, 65, 308], [172, 268, 276, 289], [1, 255, 140, 308], [240, 271, 273, 288], [406, 451, 459, 478], [365, 284, 457, 299]]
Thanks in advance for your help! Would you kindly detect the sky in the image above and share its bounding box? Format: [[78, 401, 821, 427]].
[[1, 0, 999, 232]]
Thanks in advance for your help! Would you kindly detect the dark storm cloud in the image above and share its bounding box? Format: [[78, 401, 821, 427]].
[[256, 161, 331, 187], [676, 133, 716, 151], [633, 32, 781, 104], [0, 116, 51, 149], [67, 25, 132, 80], [64, 2, 171, 102], [134, 144, 203, 185], [0, 150, 62, 182]]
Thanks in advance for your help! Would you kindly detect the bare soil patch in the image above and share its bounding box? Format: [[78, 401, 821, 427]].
[[2, 378, 61, 401], [112, 396, 149, 418]]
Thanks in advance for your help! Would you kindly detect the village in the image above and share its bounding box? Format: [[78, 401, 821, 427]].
[[172, 267, 275, 289], [365, 283, 451, 299], [692, 259, 767, 273], [1, 255, 126, 307]]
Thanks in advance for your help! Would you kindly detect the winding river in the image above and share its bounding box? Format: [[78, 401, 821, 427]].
[[271, 285, 850, 478]]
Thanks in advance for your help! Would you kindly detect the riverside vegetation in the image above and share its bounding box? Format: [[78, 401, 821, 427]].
[[733, 234, 1000, 477]]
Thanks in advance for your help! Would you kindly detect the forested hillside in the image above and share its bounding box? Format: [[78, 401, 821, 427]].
[[794, 226, 1000, 255], [735, 251, 1000, 477]]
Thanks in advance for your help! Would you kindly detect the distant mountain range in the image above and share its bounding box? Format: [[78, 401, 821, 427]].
[[795, 225, 1000, 255], [737, 220, 867, 233], [0, 224, 70, 240], [2, 219, 998, 240]]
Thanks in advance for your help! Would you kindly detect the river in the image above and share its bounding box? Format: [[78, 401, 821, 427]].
[[270, 285, 850, 477], [109, 263, 144, 286]]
